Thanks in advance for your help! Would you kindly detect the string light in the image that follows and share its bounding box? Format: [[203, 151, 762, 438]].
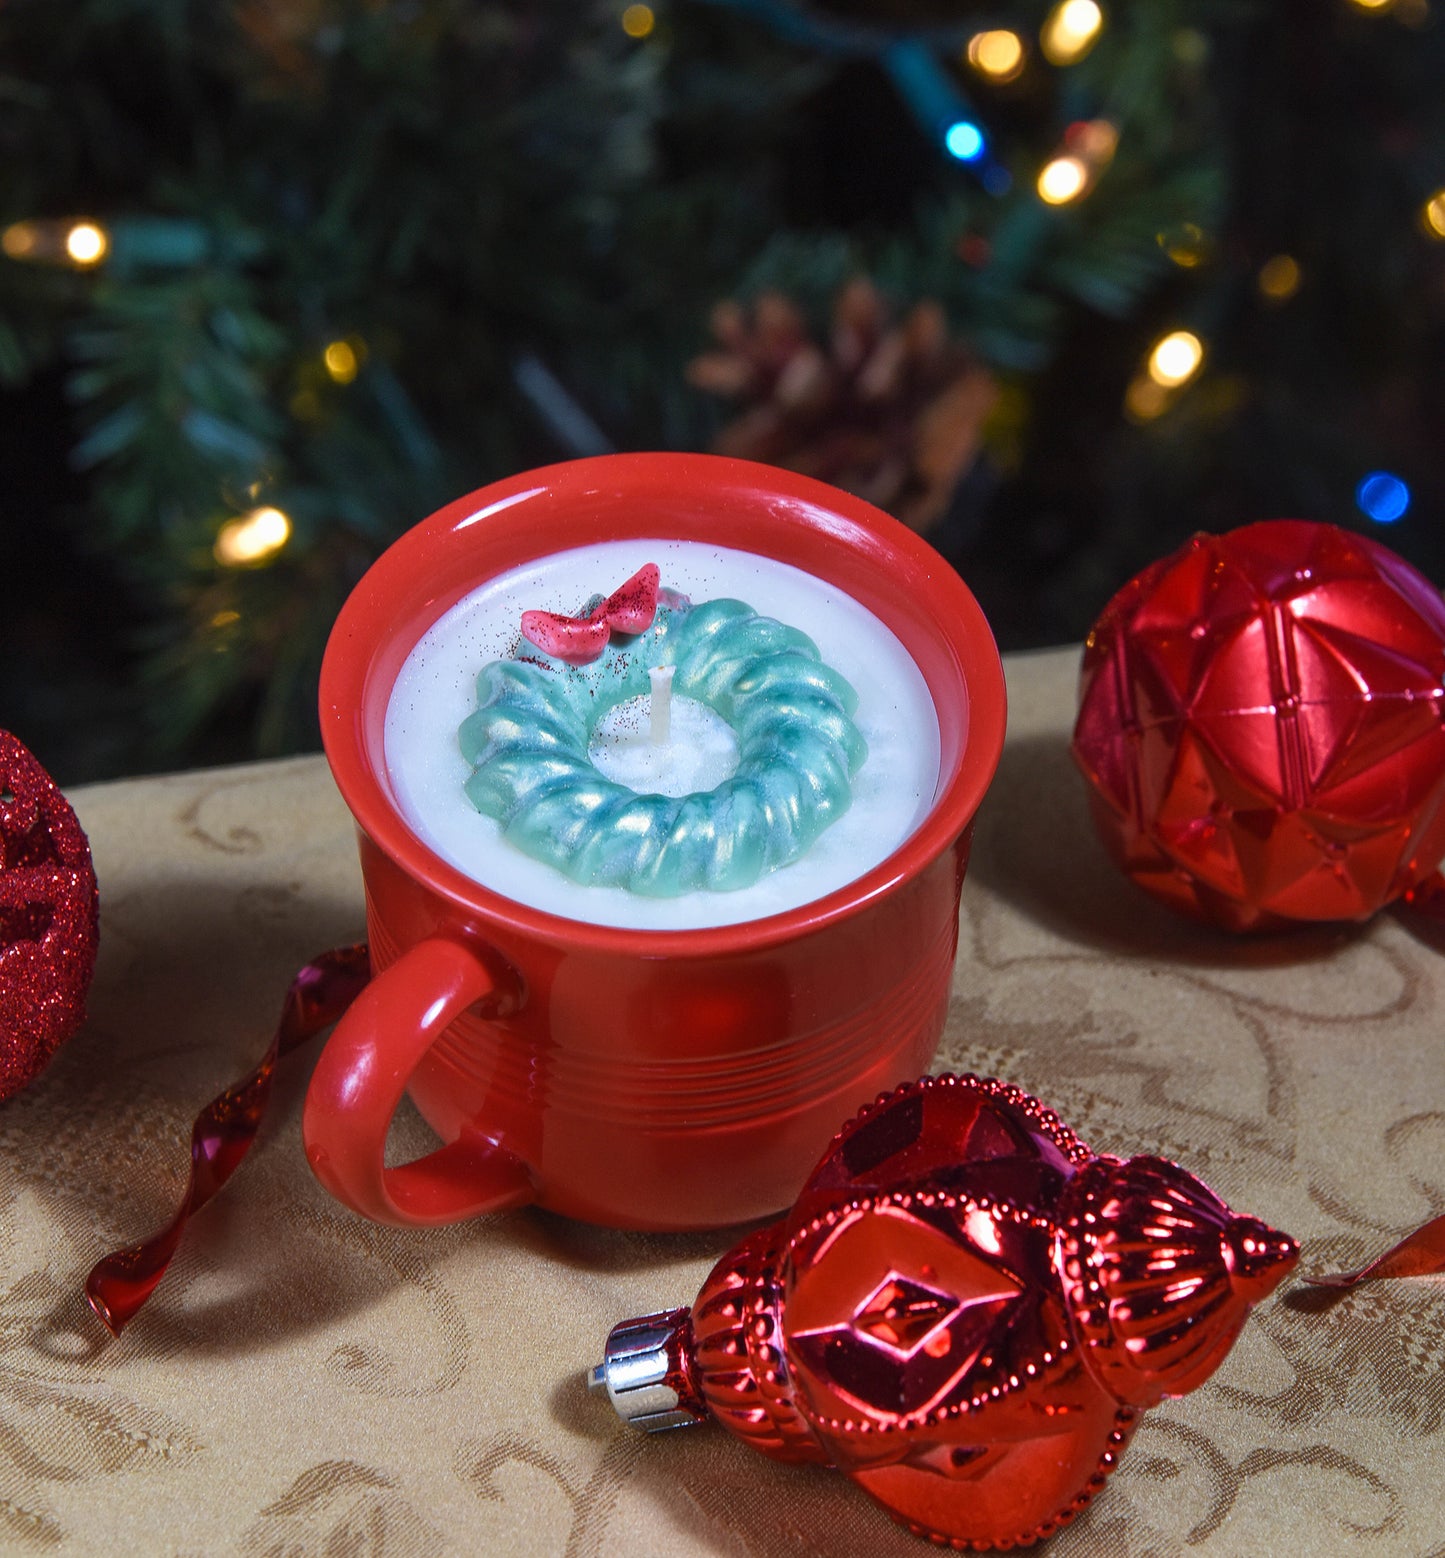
[[1065, 119, 1117, 163], [945, 121, 986, 162], [2, 222, 37, 259], [323, 337, 365, 384], [1041, 0, 1103, 65], [2, 218, 110, 268], [966, 30, 1026, 82], [1035, 120, 1115, 206], [214, 506, 292, 567], [1037, 156, 1089, 205], [1421, 190, 1445, 238], [1147, 330, 1204, 388], [65, 222, 108, 265], [1257, 254, 1301, 301], [621, 3, 655, 37], [1124, 375, 1170, 422], [1157, 221, 1207, 268], [1356, 471, 1410, 523]]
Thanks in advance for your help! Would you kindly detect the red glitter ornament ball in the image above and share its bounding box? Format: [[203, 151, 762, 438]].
[[0, 732, 99, 1100], [1072, 520, 1445, 932], [591, 1075, 1296, 1551]]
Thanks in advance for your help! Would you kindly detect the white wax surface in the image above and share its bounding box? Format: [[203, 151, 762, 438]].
[[384, 538, 942, 930], [589, 692, 740, 797]]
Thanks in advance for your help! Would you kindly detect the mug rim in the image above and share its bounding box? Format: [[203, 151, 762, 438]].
[[319, 452, 1007, 954]]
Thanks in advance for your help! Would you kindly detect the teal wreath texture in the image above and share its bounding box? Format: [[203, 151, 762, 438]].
[[458, 595, 867, 895]]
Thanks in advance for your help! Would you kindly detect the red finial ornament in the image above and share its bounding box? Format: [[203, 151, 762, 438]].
[[589, 1075, 1297, 1551], [1072, 520, 1445, 932]]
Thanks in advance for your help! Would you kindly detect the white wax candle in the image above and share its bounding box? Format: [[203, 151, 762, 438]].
[[385, 539, 940, 930], [648, 665, 674, 746]]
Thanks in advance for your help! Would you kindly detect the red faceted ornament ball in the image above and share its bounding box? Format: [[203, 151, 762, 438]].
[[0, 732, 99, 1100], [591, 1075, 1296, 1551], [1072, 520, 1445, 931]]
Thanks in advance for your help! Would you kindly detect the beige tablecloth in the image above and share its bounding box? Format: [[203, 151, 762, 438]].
[[3, 646, 1443, 1555]]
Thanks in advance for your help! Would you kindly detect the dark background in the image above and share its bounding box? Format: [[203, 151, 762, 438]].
[[2, 0, 1442, 784]]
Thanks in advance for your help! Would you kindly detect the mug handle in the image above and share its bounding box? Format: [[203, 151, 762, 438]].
[[302, 935, 536, 1227]]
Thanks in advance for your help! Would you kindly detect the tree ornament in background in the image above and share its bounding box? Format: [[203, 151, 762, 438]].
[[1072, 521, 1445, 932], [590, 1074, 1297, 1551], [0, 733, 99, 1101], [687, 279, 997, 536]]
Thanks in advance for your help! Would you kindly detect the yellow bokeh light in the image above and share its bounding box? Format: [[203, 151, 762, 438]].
[[1147, 330, 1204, 388], [1037, 156, 1089, 205], [1124, 375, 1170, 422], [2, 222, 38, 259], [1071, 118, 1118, 164], [1349, 0, 1393, 9], [1157, 221, 1206, 268], [210, 609, 241, 629], [1042, 0, 1103, 65], [1172, 27, 1209, 65], [1258, 253, 1301, 300], [3, 218, 110, 267], [621, 4, 655, 37], [214, 506, 292, 567], [323, 339, 360, 384], [65, 222, 108, 266], [967, 30, 1026, 81], [1422, 190, 1445, 238]]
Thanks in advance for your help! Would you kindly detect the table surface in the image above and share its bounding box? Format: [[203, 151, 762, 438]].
[[4, 646, 1443, 1556]]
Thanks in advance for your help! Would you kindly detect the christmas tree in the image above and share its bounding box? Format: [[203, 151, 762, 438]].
[[2, 0, 1442, 780]]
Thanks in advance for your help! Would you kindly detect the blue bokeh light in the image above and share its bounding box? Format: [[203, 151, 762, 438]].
[[1356, 471, 1411, 524], [944, 121, 986, 162]]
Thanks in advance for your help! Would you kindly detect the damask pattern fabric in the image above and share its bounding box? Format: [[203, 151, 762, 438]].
[[1, 647, 1442, 1554]]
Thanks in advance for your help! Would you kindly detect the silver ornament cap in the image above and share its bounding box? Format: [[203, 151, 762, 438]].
[[588, 1308, 706, 1432]]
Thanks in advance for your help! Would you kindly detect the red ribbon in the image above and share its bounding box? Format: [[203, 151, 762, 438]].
[[85, 944, 371, 1336], [1302, 1214, 1445, 1289]]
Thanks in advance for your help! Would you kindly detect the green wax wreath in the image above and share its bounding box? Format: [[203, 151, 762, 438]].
[[458, 595, 867, 895]]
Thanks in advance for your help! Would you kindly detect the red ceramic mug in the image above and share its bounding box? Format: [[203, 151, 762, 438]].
[[303, 453, 1006, 1230]]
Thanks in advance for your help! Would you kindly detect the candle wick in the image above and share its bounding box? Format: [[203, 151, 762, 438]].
[[649, 665, 675, 746]]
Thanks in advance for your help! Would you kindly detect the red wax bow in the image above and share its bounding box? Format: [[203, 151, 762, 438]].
[[520, 563, 661, 665]]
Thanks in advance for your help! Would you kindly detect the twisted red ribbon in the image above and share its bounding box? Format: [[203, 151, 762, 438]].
[[1303, 1215, 1445, 1289], [85, 944, 371, 1336]]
